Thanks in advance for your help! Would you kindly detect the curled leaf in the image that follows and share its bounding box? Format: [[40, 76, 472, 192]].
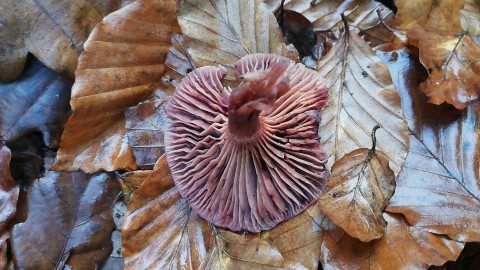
[[409, 28, 480, 109], [319, 142, 396, 242], [52, 0, 180, 172]]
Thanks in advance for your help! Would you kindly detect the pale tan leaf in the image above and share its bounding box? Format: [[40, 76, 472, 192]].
[[177, 0, 287, 81], [267, 0, 392, 32], [319, 147, 395, 242], [52, 0, 180, 172], [394, 0, 464, 32], [0, 0, 128, 82], [461, 0, 480, 37], [320, 213, 464, 269], [317, 28, 409, 175]]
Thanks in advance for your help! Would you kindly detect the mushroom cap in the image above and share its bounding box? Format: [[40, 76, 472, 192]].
[[165, 53, 329, 232]]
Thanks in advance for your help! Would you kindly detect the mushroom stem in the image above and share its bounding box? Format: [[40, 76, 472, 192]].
[[228, 62, 290, 139]]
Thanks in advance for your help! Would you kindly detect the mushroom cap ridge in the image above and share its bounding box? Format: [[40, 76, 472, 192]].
[[165, 53, 329, 232]]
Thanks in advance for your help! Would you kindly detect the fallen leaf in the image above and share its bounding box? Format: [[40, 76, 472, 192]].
[[394, 0, 464, 32], [124, 34, 195, 170], [268, 0, 392, 32], [125, 91, 169, 170], [123, 155, 332, 269], [437, 242, 480, 270], [11, 170, 120, 269], [317, 27, 409, 174], [52, 0, 180, 172], [0, 145, 19, 232], [378, 47, 480, 242], [177, 0, 287, 82], [461, 0, 480, 37], [320, 213, 464, 269], [409, 28, 480, 109], [122, 156, 214, 270], [0, 56, 72, 148], [0, 0, 127, 82], [277, 9, 317, 59], [319, 143, 396, 242]]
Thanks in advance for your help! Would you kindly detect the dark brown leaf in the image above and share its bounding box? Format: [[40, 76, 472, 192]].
[[52, 0, 180, 172], [319, 147, 395, 242], [0, 56, 72, 148], [320, 213, 464, 269], [378, 47, 480, 242], [277, 9, 316, 59], [11, 170, 120, 269], [0, 0, 128, 82]]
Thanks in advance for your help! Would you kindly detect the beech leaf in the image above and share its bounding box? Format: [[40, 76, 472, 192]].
[[319, 144, 396, 242], [52, 0, 180, 172], [461, 0, 480, 37], [409, 28, 480, 109], [11, 170, 120, 269], [123, 156, 332, 269], [0, 0, 128, 82], [317, 27, 409, 174], [0, 56, 72, 148], [394, 0, 464, 33], [320, 213, 464, 269], [268, 0, 392, 32], [379, 47, 480, 242], [177, 0, 287, 82], [124, 34, 195, 169]]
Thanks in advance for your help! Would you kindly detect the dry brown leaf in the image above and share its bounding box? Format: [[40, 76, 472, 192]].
[[268, 0, 392, 32], [0, 56, 72, 148], [378, 47, 480, 242], [125, 91, 169, 170], [177, 0, 287, 82], [409, 28, 480, 109], [394, 0, 464, 32], [0, 0, 127, 82], [317, 27, 409, 175], [0, 145, 19, 231], [320, 213, 464, 269], [11, 170, 120, 269], [122, 156, 214, 269], [123, 155, 332, 269], [52, 0, 180, 172], [124, 34, 195, 170], [319, 145, 395, 242], [461, 0, 480, 37]]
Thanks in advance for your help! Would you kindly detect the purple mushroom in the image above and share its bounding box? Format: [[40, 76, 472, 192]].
[[165, 53, 329, 232]]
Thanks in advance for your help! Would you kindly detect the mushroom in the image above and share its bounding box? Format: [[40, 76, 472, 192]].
[[165, 53, 329, 232]]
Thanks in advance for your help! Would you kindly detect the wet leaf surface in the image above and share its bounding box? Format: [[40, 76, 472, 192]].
[[320, 213, 464, 269], [0, 56, 72, 148], [378, 47, 480, 242], [319, 147, 395, 242], [52, 0, 180, 172], [11, 170, 120, 269], [0, 0, 128, 82], [317, 27, 409, 174], [177, 0, 287, 82]]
